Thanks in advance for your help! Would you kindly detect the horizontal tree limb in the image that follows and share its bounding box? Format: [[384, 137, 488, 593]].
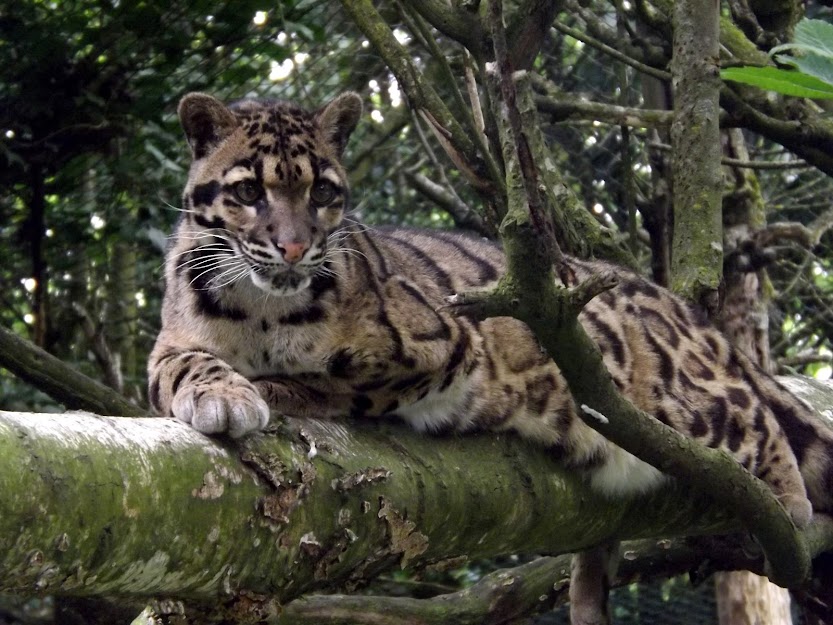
[[0, 409, 757, 603]]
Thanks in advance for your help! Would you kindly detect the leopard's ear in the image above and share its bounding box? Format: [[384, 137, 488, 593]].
[[315, 92, 362, 157], [178, 93, 239, 159]]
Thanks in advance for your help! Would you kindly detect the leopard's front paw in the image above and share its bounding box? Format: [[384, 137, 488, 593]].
[[172, 379, 270, 438]]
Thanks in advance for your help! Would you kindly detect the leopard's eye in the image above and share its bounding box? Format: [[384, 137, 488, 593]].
[[310, 180, 338, 205], [232, 180, 262, 204]]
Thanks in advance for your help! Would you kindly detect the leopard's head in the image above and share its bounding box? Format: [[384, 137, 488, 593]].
[[177, 92, 362, 296]]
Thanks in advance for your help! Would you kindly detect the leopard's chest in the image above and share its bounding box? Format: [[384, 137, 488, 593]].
[[223, 318, 332, 378]]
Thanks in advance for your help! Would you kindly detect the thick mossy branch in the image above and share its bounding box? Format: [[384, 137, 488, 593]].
[[0, 410, 748, 601], [452, 260, 812, 586], [0, 324, 149, 419]]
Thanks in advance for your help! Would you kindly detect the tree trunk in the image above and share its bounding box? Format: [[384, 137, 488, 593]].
[[106, 238, 137, 390], [669, 0, 723, 311], [715, 572, 793, 625]]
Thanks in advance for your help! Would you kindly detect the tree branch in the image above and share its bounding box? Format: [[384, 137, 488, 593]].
[[648, 141, 809, 169], [404, 171, 487, 234], [0, 324, 148, 418], [0, 409, 764, 602], [398, 2, 504, 202], [550, 19, 672, 82], [720, 87, 833, 178], [505, 0, 562, 70], [71, 303, 124, 393], [778, 352, 833, 370], [277, 537, 746, 625], [488, 0, 561, 271], [494, 71, 639, 267], [400, 0, 486, 60], [531, 74, 674, 129], [120, 519, 833, 624]]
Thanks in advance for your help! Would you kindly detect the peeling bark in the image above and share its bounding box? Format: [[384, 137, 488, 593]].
[[0, 408, 790, 601]]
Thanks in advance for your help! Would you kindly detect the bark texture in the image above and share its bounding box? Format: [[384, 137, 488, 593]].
[[0, 407, 791, 601], [670, 0, 723, 311], [715, 572, 793, 625]]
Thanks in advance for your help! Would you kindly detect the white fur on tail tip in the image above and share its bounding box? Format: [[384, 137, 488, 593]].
[[589, 445, 668, 496]]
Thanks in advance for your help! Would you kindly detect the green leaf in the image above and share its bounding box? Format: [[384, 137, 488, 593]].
[[721, 66, 833, 98], [774, 52, 833, 88], [770, 19, 833, 60]]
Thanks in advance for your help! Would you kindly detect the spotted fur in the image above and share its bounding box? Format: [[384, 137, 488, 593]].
[[149, 93, 833, 526]]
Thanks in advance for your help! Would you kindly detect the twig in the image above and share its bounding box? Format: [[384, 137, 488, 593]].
[[810, 206, 833, 244], [648, 141, 809, 169], [463, 51, 486, 143], [398, 1, 500, 188], [406, 106, 493, 235], [778, 352, 833, 369], [753, 222, 816, 249], [551, 19, 671, 82], [339, 0, 501, 197], [404, 171, 488, 234]]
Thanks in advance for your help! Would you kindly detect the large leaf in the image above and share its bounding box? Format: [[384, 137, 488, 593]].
[[774, 51, 833, 88], [720, 66, 833, 98], [770, 19, 833, 60]]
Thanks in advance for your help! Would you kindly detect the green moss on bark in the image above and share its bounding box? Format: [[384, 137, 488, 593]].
[[0, 411, 740, 601]]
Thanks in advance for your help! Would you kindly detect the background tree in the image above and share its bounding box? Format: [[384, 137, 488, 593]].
[[1, 0, 833, 624]]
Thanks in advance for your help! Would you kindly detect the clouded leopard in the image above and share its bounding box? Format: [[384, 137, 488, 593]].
[[149, 91, 833, 529]]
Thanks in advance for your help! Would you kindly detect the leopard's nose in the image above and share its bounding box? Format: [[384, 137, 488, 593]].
[[276, 241, 310, 264]]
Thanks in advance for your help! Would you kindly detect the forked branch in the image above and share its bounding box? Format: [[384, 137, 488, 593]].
[[449, 0, 812, 588]]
